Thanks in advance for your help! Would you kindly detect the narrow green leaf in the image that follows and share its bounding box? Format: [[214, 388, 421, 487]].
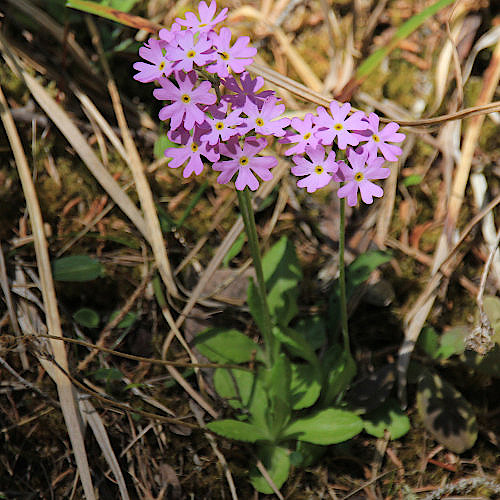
[[66, 0, 159, 31], [194, 328, 263, 363], [363, 399, 410, 439], [357, 0, 455, 78], [52, 255, 103, 282], [109, 311, 137, 328], [282, 408, 363, 445], [249, 445, 290, 494], [294, 316, 326, 351], [223, 233, 246, 267], [273, 326, 319, 371], [417, 326, 440, 359], [322, 344, 356, 405], [73, 308, 100, 328], [154, 134, 177, 160], [207, 419, 268, 442]]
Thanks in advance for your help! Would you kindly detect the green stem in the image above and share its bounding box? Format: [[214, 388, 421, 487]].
[[339, 197, 351, 356], [237, 188, 275, 367]]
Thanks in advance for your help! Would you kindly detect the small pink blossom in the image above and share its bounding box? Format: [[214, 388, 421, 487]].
[[176, 0, 228, 34], [133, 39, 172, 83], [279, 113, 321, 156], [153, 71, 216, 130], [315, 101, 368, 150], [355, 113, 405, 161], [167, 31, 214, 72], [202, 104, 245, 146], [206, 28, 257, 77], [165, 126, 219, 178], [240, 97, 290, 137], [222, 72, 274, 109], [291, 146, 338, 193], [213, 137, 277, 190], [336, 147, 390, 206]]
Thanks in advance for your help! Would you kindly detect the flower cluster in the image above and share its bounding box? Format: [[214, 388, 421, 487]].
[[134, 0, 405, 205], [134, 0, 288, 190], [280, 102, 405, 205]]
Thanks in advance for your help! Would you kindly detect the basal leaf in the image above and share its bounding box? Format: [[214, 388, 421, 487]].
[[73, 308, 100, 328], [416, 370, 477, 453], [194, 328, 263, 363], [52, 255, 103, 282], [293, 316, 326, 352], [273, 326, 319, 370], [249, 445, 290, 494], [290, 363, 321, 410], [262, 237, 302, 326], [282, 408, 363, 445], [363, 399, 410, 440], [207, 419, 268, 442], [322, 344, 356, 405]]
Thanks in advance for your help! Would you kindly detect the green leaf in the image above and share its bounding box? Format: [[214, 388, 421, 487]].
[[155, 135, 178, 159], [273, 326, 319, 370], [213, 368, 268, 428], [223, 233, 246, 267], [356, 0, 456, 79], [417, 326, 440, 359], [262, 237, 302, 326], [436, 327, 467, 359], [363, 399, 410, 439], [101, 0, 139, 13], [247, 278, 266, 334], [293, 316, 326, 352], [73, 308, 100, 328], [290, 363, 321, 410], [322, 344, 356, 406], [282, 408, 363, 445], [249, 445, 290, 494], [109, 311, 137, 328], [416, 370, 477, 453], [484, 295, 500, 339], [403, 174, 423, 187], [207, 419, 268, 442], [267, 354, 292, 433], [292, 441, 326, 467], [194, 328, 263, 363], [52, 255, 103, 282]]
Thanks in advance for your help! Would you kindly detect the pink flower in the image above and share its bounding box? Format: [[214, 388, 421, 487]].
[[291, 146, 338, 193], [167, 31, 214, 72], [240, 97, 290, 137], [153, 71, 216, 130], [336, 147, 390, 206], [176, 1, 228, 34], [279, 113, 321, 156], [222, 72, 274, 109], [314, 101, 368, 150], [165, 126, 219, 178], [206, 28, 257, 77], [355, 113, 405, 161], [202, 104, 245, 146], [133, 39, 172, 83], [158, 24, 182, 44], [213, 137, 277, 190]]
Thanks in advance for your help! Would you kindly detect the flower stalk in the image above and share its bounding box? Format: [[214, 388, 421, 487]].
[[338, 197, 351, 356]]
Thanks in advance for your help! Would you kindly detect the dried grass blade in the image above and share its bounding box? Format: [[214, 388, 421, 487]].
[[0, 84, 96, 500], [79, 399, 130, 500], [398, 39, 500, 406]]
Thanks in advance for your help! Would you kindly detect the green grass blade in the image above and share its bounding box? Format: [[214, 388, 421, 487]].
[[66, 0, 159, 32], [356, 0, 455, 78]]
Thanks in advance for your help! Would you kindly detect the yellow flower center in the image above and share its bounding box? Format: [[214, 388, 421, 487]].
[[334, 123, 343, 131], [181, 94, 191, 103], [303, 132, 311, 140], [314, 165, 324, 175], [354, 172, 364, 182], [239, 156, 249, 166], [372, 134, 380, 142], [215, 122, 224, 130], [199, 23, 207, 27], [220, 52, 230, 60], [191, 143, 198, 152], [255, 118, 264, 127], [158, 61, 166, 71], [187, 50, 196, 59]]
